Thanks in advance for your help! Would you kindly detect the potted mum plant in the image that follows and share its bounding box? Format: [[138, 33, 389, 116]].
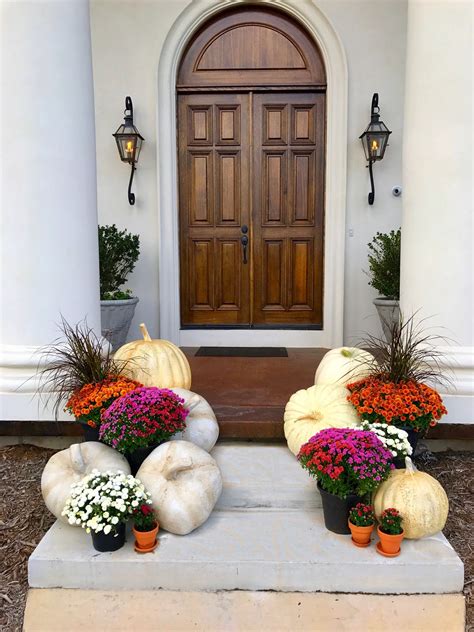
[[38, 318, 140, 440], [62, 469, 151, 552], [297, 427, 394, 535], [133, 502, 159, 553], [347, 314, 448, 454], [367, 228, 401, 342], [377, 508, 404, 557], [360, 420, 412, 469], [99, 224, 140, 351], [100, 386, 188, 474], [348, 503, 375, 548]]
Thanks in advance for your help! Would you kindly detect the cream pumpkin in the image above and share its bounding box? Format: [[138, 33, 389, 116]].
[[284, 384, 360, 456], [41, 442, 131, 523], [314, 347, 375, 386], [170, 388, 219, 452], [114, 323, 191, 389], [136, 441, 222, 535], [374, 457, 449, 539]]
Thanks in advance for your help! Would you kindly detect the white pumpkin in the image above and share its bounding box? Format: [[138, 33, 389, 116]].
[[41, 442, 131, 523], [170, 388, 219, 452], [114, 323, 192, 389], [136, 441, 222, 535], [284, 384, 360, 456], [314, 347, 375, 386], [374, 457, 449, 539]]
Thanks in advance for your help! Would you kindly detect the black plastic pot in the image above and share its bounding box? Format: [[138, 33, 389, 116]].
[[82, 424, 101, 442], [126, 443, 162, 475], [91, 522, 126, 552], [392, 456, 406, 469], [398, 425, 420, 456], [317, 483, 363, 535]]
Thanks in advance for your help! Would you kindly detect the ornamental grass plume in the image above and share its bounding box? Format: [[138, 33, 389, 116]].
[[100, 387, 188, 453], [37, 317, 138, 418], [297, 427, 394, 499]]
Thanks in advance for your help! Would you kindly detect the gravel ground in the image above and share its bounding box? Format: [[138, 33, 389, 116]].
[[0, 445, 473, 631]]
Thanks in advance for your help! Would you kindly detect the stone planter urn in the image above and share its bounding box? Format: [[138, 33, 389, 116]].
[[373, 298, 400, 342], [101, 297, 139, 351]]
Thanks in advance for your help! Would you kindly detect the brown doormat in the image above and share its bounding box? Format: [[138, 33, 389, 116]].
[[195, 347, 288, 357]]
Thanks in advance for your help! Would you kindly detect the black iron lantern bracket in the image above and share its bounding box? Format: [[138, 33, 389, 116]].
[[359, 93, 392, 205], [113, 96, 144, 206]]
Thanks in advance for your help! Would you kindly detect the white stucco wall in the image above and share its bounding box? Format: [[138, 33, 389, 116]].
[[90, 0, 407, 345]]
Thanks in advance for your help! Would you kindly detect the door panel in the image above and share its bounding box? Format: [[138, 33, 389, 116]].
[[252, 93, 325, 327], [179, 94, 250, 326]]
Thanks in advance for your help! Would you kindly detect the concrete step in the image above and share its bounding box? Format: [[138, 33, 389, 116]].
[[29, 509, 463, 594], [214, 442, 321, 510], [28, 442, 464, 595], [24, 589, 466, 632]]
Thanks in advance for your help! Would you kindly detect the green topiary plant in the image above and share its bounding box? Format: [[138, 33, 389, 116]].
[[367, 228, 401, 300], [98, 224, 140, 300]]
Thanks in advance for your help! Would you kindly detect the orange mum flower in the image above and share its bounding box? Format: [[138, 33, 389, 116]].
[[347, 377, 447, 434]]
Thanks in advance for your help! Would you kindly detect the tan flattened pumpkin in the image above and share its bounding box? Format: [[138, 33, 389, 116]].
[[114, 323, 191, 389], [41, 442, 131, 523], [314, 347, 375, 386], [284, 384, 360, 456], [374, 457, 449, 539]]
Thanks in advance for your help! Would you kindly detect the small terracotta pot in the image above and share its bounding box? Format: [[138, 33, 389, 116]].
[[133, 522, 159, 553], [377, 526, 404, 556], [348, 521, 374, 547]]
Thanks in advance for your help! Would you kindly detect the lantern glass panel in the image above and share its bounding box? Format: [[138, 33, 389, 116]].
[[113, 122, 144, 163], [360, 119, 391, 162]]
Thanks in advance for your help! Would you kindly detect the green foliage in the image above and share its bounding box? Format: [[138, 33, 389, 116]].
[[99, 224, 140, 299], [367, 229, 401, 299], [102, 289, 133, 301]]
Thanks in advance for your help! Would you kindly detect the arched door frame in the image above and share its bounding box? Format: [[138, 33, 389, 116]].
[[157, 0, 348, 347]]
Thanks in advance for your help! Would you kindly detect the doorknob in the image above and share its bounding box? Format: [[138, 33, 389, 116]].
[[241, 234, 249, 264]]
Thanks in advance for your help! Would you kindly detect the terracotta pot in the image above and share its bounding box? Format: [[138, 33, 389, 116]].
[[377, 526, 404, 556], [348, 521, 374, 547], [133, 522, 159, 552]]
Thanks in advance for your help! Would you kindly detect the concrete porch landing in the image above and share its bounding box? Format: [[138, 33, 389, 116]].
[[28, 443, 464, 595]]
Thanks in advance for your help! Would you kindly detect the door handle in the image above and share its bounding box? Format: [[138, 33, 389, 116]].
[[241, 234, 249, 264]]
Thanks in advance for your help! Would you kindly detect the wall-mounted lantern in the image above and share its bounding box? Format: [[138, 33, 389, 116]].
[[113, 96, 144, 205], [359, 93, 392, 205]]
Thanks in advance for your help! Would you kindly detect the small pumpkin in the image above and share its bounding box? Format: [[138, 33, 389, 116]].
[[314, 347, 375, 386], [374, 457, 449, 539], [114, 323, 192, 389], [170, 388, 219, 452], [284, 384, 360, 456], [136, 441, 222, 535], [41, 442, 131, 523]]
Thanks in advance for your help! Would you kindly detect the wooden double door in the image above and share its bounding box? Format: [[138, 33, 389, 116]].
[[178, 91, 325, 328]]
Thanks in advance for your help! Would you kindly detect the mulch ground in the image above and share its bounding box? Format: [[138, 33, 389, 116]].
[[0, 445, 473, 631]]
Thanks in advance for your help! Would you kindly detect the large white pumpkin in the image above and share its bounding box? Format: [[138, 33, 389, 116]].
[[374, 457, 449, 539], [284, 384, 360, 455], [41, 442, 131, 523], [170, 388, 219, 452], [114, 323, 192, 389], [314, 347, 375, 386], [136, 441, 222, 535]]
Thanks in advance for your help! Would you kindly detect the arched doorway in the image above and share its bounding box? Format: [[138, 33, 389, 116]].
[[177, 6, 326, 330]]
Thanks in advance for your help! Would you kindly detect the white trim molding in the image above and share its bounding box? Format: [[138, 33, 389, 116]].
[[156, 0, 348, 348]]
